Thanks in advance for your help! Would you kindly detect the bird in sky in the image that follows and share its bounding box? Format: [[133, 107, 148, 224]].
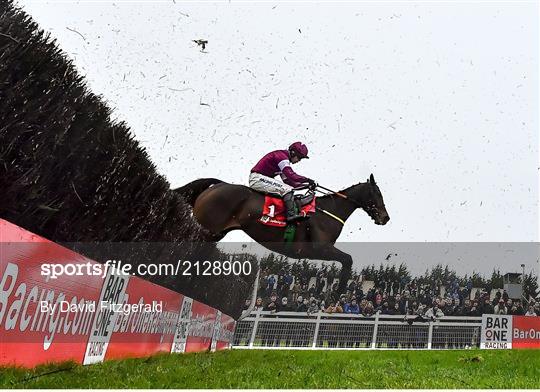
[[193, 39, 208, 51]]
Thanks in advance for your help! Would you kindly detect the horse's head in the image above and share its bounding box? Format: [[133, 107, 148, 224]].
[[362, 174, 390, 225]]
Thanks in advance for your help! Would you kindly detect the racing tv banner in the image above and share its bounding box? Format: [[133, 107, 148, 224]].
[[481, 314, 540, 349], [0, 219, 235, 367]]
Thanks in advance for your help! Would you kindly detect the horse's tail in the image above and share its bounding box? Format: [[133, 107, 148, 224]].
[[173, 178, 223, 206]]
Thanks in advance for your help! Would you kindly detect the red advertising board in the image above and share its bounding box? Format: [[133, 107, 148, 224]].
[[215, 313, 236, 351], [104, 277, 184, 360], [0, 219, 236, 368], [512, 315, 540, 349], [185, 300, 216, 353], [0, 221, 104, 367]]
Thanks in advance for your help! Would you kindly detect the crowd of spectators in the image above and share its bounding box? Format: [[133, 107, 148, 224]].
[[246, 266, 540, 318]]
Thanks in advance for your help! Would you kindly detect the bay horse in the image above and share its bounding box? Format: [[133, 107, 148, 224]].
[[174, 174, 389, 294]]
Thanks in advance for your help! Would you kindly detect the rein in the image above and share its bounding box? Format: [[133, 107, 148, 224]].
[[314, 184, 363, 225], [316, 184, 364, 209]]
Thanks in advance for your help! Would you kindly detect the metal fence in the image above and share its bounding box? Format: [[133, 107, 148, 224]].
[[233, 311, 482, 350]]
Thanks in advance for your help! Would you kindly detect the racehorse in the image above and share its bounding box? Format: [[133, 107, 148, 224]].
[[174, 174, 389, 294]]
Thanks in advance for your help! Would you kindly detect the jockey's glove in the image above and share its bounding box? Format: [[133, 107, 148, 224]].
[[306, 179, 317, 189]]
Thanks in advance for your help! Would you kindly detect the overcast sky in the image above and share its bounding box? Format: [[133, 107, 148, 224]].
[[19, 1, 539, 275]]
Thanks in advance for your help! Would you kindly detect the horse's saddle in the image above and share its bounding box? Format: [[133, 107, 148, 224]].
[[259, 194, 316, 227], [294, 193, 315, 207], [254, 189, 315, 208]]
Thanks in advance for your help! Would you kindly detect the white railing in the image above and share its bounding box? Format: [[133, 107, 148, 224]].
[[233, 311, 482, 350]]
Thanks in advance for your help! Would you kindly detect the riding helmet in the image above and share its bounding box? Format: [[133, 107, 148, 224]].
[[289, 141, 309, 159]]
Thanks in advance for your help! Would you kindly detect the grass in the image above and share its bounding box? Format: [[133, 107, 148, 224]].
[[1, 349, 539, 389]]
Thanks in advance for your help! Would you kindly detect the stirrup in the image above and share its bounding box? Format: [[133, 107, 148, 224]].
[[286, 211, 309, 223]]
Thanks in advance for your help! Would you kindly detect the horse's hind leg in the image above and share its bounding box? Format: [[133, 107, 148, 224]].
[[195, 212, 239, 242], [192, 186, 245, 239], [199, 227, 226, 242], [313, 245, 353, 296], [338, 252, 353, 295]]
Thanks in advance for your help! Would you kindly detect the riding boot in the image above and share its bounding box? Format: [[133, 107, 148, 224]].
[[283, 191, 304, 223]]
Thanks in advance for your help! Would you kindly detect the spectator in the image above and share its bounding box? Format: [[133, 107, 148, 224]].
[[425, 303, 444, 319], [344, 299, 360, 314], [308, 298, 319, 313], [493, 299, 507, 315], [264, 294, 280, 312], [516, 300, 525, 315], [415, 303, 427, 316], [359, 298, 368, 312], [438, 298, 450, 315], [492, 291, 502, 306], [283, 271, 293, 296], [296, 298, 308, 313], [481, 298, 494, 315], [395, 294, 406, 314], [348, 280, 357, 294], [291, 280, 301, 302], [508, 304, 520, 315], [466, 279, 473, 293], [469, 300, 480, 316], [280, 297, 293, 312], [379, 301, 391, 314], [459, 299, 472, 316], [402, 290, 411, 304], [266, 275, 276, 296], [294, 295, 304, 311], [388, 302, 400, 315], [362, 301, 375, 317], [316, 279, 326, 296], [525, 305, 537, 316], [276, 275, 285, 296], [338, 296, 348, 311], [254, 297, 264, 311], [409, 301, 419, 315], [374, 292, 383, 309], [325, 302, 337, 313], [446, 298, 460, 316], [333, 301, 344, 313], [315, 269, 324, 287]]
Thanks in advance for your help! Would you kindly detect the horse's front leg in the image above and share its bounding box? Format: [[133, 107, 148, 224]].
[[312, 244, 353, 296]]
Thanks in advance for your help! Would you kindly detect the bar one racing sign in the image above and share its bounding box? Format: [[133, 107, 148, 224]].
[[481, 314, 512, 349], [481, 314, 540, 349]]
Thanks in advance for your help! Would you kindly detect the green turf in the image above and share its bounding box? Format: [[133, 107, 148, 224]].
[[1, 349, 539, 389]]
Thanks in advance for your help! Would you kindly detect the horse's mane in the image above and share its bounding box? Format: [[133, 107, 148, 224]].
[[318, 181, 365, 200]]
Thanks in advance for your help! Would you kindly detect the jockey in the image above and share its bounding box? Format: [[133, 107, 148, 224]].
[[249, 142, 316, 222]]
